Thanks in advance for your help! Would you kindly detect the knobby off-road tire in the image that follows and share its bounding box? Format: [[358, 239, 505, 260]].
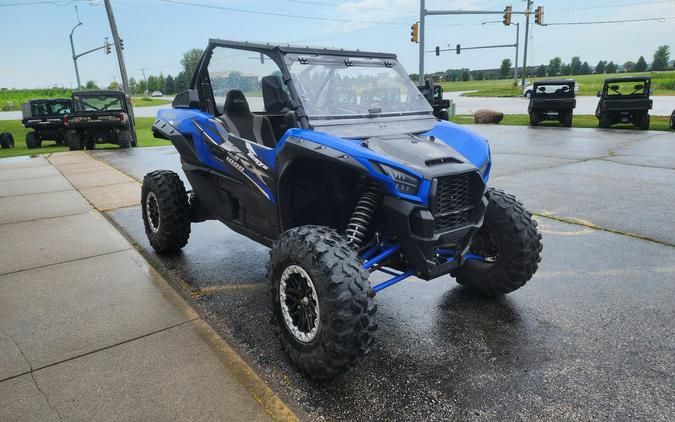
[[639, 113, 650, 131], [598, 113, 611, 129], [267, 225, 376, 380], [562, 111, 573, 128], [25, 131, 40, 149], [454, 189, 542, 297], [66, 130, 82, 151], [118, 129, 131, 149], [670, 110, 675, 130], [141, 170, 191, 254], [529, 112, 539, 127], [0, 132, 14, 149]]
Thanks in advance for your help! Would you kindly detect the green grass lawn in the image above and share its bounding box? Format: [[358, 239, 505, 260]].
[[0, 117, 170, 158], [449, 114, 673, 131], [131, 97, 172, 107], [440, 70, 675, 97]]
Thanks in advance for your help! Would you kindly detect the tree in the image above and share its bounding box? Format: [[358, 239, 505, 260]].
[[84, 80, 99, 90], [181, 48, 205, 77], [164, 75, 176, 95], [580, 61, 591, 74], [651, 45, 670, 71], [623, 61, 636, 72], [548, 57, 562, 75], [499, 58, 512, 78], [107, 81, 120, 90], [536, 64, 547, 77], [595, 60, 607, 74], [175, 71, 190, 92], [635, 56, 648, 72], [146, 75, 160, 92], [561, 63, 571, 75], [606, 61, 617, 73], [461, 69, 470, 81], [570, 56, 582, 75]]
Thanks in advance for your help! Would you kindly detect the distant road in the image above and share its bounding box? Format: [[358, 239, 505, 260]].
[[1, 93, 672, 121], [445, 91, 675, 116]]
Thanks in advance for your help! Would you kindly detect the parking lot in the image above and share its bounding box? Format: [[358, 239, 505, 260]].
[[91, 125, 675, 421]]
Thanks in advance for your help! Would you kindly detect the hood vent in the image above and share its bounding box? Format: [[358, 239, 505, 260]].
[[425, 156, 461, 166]]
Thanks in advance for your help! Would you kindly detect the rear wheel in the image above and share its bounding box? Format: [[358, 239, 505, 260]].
[[117, 129, 131, 149], [561, 111, 573, 128], [66, 130, 82, 151], [26, 131, 41, 149], [670, 110, 675, 130], [141, 170, 191, 254], [598, 113, 611, 129], [529, 112, 539, 127], [639, 113, 650, 130], [268, 226, 376, 380], [453, 189, 542, 297], [0, 132, 14, 149]]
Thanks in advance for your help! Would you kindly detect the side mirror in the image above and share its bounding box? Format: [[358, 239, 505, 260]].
[[597, 90, 601, 97]]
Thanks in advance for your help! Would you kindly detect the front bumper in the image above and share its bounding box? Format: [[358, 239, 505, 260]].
[[382, 193, 487, 280]]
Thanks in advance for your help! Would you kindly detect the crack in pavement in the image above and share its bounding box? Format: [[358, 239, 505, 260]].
[[0, 329, 64, 421]]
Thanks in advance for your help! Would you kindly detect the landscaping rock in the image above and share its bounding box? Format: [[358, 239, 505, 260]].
[[474, 109, 504, 124]]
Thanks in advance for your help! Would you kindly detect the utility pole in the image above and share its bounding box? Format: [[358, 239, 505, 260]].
[[103, 0, 137, 145], [140, 67, 148, 96], [69, 6, 83, 89], [514, 22, 520, 83], [418, 0, 425, 82], [521, 0, 533, 89]]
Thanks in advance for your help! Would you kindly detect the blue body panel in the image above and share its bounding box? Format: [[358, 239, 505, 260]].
[[157, 108, 491, 207]]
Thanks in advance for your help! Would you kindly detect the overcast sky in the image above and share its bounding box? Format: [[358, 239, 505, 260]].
[[1, 0, 674, 89]]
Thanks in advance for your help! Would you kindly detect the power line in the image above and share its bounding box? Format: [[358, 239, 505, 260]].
[[0, 0, 86, 7], [549, 0, 675, 12], [544, 15, 675, 25], [159, 0, 413, 25]]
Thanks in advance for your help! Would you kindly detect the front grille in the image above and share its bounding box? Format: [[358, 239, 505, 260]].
[[433, 172, 475, 232]]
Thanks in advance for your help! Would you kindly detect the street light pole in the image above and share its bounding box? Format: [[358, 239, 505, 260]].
[[69, 6, 83, 89], [521, 0, 533, 89]]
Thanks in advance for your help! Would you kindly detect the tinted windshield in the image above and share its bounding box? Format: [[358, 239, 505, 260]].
[[73, 95, 124, 111], [285, 54, 432, 119], [533, 84, 573, 97], [32, 101, 71, 116], [605, 81, 648, 96]]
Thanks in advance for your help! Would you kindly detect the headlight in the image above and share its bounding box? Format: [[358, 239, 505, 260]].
[[379, 164, 420, 195]]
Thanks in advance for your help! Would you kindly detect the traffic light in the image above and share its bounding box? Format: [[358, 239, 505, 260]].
[[456, 44, 461, 55], [410, 22, 419, 43], [534, 6, 544, 25], [104, 37, 111, 54], [435, 46, 440, 56], [503, 5, 512, 26], [119, 38, 124, 50]]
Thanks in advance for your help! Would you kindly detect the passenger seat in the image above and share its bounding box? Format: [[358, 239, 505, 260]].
[[220, 90, 276, 148]]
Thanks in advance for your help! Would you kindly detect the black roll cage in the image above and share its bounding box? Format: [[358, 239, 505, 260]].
[[189, 39, 400, 130]]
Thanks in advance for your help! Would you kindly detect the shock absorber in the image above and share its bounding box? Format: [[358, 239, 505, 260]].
[[345, 181, 382, 248]]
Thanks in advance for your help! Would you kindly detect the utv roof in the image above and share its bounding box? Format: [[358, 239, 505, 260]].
[[29, 98, 71, 103], [72, 90, 126, 96], [533, 79, 576, 86], [208, 38, 398, 60], [603, 76, 651, 83]]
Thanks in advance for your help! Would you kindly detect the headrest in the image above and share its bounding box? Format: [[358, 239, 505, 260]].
[[224, 90, 250, 117], [262, 75, 291, 112]]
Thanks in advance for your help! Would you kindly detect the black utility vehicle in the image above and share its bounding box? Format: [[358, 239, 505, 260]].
[[0, 132, 14, 149], [21, 98, 72, 148], [528, 79, 576, 127], [65, 90, 133, 150], [143, 39, 542, 380], [418, 78, 450, 120], [596, 76, 652, 130]]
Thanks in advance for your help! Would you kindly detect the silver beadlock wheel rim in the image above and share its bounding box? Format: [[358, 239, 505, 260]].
[[279, 265, 320, 343], [145, 191, 160, 233]]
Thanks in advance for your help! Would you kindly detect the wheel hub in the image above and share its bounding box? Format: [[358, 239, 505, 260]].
[[279, 265, 320, 343], [145, 192, 160, 233]]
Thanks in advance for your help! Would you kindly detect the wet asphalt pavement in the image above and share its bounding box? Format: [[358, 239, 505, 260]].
[[93, 126, 675, 421]]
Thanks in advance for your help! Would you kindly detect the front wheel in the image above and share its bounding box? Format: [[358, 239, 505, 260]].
[[0, 132, 14, 149], [141, 170, 191, 254], [670, 110, 675, 130], [639, 113, 650, 130], [454, 189, 542, 297], [561, 111, 573, 128], [267, 226, 376, 380], [66, 130, 82, 151], [529, 112, 539, 127], [26, 131, 41, 149]]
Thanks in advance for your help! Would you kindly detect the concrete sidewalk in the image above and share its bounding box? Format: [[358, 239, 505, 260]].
[[0, 153, 296, 421]]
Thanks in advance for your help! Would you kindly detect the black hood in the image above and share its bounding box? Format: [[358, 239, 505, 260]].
[[363, 133, 478, 178]]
